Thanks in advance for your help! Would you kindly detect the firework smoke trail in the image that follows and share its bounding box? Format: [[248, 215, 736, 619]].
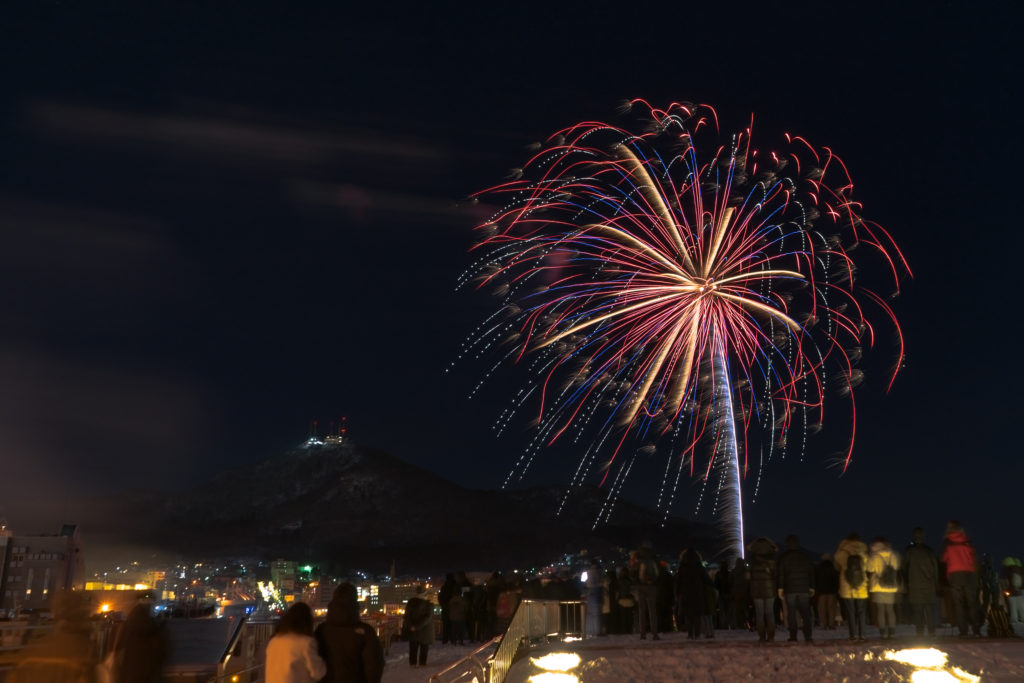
[[711, 342, 745, 559], [458, 100, 910, 563]]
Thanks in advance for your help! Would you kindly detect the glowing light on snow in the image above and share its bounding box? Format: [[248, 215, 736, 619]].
[[528, 675, 578, 683], [883, 649, 981, 682], [530, 653, 581, 672], [885, 649, 948, 669]]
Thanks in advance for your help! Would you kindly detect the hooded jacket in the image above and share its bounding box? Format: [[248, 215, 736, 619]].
[[867, 541, 900, 595], [776, 538, 815, 594], [904, 533, 939, 604], [315, 592, 385, 683], [834, 538, 869, 599], [747, 537, 778, 599], [942, 531, 977, 576]]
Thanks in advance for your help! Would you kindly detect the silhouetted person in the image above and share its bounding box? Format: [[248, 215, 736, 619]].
[[904, 528, 939, 637], [731, 558, 751, 630], [114, 601, 169, 683], [676, 548, 712, 639], [266, 602, 326, 683], [438, 573, 458, 644], [630, 541, 661, 640], [315, 582, 384, 683], [777, 534, 815, 642], [748, 537, 778, 642], [403, 588, 434, 668], [815, 554, 840, 629]]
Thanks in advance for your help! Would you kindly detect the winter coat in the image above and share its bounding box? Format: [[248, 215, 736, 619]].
[[942, 531, 977, 576], [815, 559, 839, 594], [834, 538, 869, 600], [731, 560, 750, 601], [777, 544, 816, 594], [404, 597, 435, 646], [903, 542, 939, 604], [675, 551, 712, 613], [448, 593, 467, 622], [315, 597, 385, 683], [747, 538, 778, 599], [867, 542, 901, 596], [265, 632, 328, 683], [113, 604, 168, 683]]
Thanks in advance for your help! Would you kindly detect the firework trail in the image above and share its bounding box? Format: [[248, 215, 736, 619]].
[[455, 100, 909, 562]]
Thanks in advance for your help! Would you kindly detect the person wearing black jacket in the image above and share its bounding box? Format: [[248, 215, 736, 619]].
[[903, 527, 939, 638], [315, 583, 385, 683], [748, 537, 778, 642], [675, 549, 713, 639], [776, 534, 816, 643], [815, 554, 840, 629]]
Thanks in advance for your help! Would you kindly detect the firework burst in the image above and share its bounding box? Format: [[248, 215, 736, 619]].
[[455, 100, 909, 561]]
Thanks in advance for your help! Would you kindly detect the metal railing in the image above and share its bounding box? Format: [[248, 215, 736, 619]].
[[427, 599, 585, 683], [428, 636, 500, 683]]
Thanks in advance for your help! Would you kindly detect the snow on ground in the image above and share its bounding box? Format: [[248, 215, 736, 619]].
[[384, 625, 1024, 682]]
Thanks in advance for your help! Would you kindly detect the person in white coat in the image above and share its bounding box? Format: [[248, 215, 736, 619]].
[[266, 602, 328, 683]]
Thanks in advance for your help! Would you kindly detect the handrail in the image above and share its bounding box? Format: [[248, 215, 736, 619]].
[[489, 599, 585, 683], [427, 636, 500, 683]]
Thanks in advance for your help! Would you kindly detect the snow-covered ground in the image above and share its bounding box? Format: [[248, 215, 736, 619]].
[[383, 625, 1024, 682]]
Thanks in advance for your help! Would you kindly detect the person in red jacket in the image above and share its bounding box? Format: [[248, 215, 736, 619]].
[[941, 520, 982, 638]]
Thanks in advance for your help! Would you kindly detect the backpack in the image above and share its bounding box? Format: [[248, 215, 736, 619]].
[[879, 559, 899, 589], [845, 553, 865, 588], [638, 556, 660, 585]]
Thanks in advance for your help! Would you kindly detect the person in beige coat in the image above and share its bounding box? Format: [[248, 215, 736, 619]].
[[834, 532, 869, 641], [266, 602, 328, 683], [867, 537, 901, 639]]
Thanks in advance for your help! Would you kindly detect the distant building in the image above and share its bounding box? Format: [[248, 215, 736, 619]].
[[271, 559, 297, 593], [0, 524, 85, 616]]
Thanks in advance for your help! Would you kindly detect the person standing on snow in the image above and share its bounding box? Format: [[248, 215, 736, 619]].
[[942, 520, 983, 638], [903, 527, 939, 638], [630, 540, 661, 640], [814, 554, 840, 629], [834, 532, 869, 642], [747, 537, 779, 643], [776, 534, 815, 643], [867, 537, 901, 640]]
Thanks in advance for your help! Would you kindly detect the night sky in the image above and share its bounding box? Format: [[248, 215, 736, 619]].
[[2, 3, 1019, 561]]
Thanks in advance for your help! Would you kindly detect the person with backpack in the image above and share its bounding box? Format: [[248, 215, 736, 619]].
[[835, 532, 869, 642], [630, 541, 661, 640], [748, 537, 779, 643], [904, 527, 939, 638], [942, 520, 983, 638], [867, 537, 901, 639]]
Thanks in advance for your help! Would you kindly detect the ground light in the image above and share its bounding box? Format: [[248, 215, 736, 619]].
[[529, 652, 582, 683], [882, 648, 981, 682]]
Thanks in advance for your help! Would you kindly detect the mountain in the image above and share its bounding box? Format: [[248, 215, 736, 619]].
[[151, 440, 715, 573]]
